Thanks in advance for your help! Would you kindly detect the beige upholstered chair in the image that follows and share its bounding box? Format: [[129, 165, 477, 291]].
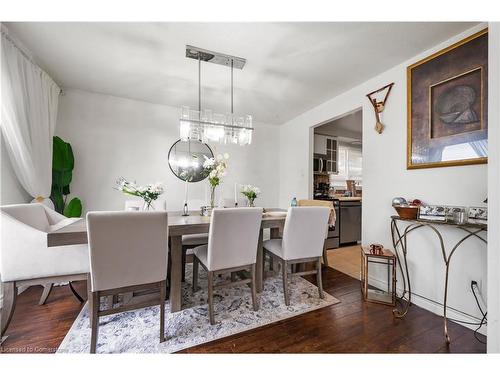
[[192, 207, 263, 325], [297, 199, 336, 266], [263, 207, 330, 305], [0, 203, 89, 339], [86, 211, 169, 353]]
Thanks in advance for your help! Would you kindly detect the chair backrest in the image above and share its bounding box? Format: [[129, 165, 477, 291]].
[[298, 199, 335, 238], [206, 207, 263, 270], [86, 211, 169, 292], [0, 203, 50, 232], [124, 199, 167, 211], [282, 207, 330, 260]]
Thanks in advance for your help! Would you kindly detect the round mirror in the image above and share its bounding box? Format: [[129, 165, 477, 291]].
[[168, 139, 214, 182]]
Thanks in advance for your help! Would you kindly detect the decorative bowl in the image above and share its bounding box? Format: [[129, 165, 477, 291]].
[[394, 205, 419, 220]]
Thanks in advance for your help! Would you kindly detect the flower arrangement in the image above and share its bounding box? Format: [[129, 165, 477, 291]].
[[203, 153, 229, 208], [115, 177, 164, 210], [240, 185, 261, 207]]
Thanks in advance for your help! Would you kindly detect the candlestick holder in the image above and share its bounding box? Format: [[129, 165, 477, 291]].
[[182, 202, 189, 216]]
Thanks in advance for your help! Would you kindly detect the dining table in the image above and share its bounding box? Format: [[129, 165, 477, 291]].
[[47, 210, 287, 313]]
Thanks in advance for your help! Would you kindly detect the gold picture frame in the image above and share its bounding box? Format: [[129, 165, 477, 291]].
[[407, 28, 488, 169]]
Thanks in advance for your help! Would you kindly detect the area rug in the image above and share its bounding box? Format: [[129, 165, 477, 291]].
[[57, 265, 339, 353]]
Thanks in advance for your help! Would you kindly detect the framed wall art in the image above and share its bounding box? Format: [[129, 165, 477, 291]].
[[407, 29, 488, 169]]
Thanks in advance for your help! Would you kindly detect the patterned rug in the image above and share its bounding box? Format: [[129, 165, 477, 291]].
[[58, 265, 339, 353]]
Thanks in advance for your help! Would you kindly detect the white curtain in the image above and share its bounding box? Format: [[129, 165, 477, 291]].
[[1, 27, 60, 201]]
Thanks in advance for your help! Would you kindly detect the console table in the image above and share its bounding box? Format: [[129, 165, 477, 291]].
[[390, 216, 487, 344]]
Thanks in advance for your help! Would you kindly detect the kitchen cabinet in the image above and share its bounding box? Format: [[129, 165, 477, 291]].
[[314, 134, 337, 172], [314, 134, 327, 155]]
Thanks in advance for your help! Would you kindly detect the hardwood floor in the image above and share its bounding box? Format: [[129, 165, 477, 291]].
[[326, 244, 362, 280], [0, 267, 486, 354]]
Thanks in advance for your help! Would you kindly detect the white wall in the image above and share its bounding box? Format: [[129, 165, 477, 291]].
[[0, 133, 30, 205], [55, 89, 280, 213], [487, 22, 500, 353], [280, 24, 489, 330]]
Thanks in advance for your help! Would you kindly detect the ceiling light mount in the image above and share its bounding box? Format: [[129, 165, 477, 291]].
[[185, 45, 246, 69]]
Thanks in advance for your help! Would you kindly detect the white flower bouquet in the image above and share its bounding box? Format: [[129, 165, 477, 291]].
[[115, 177, 164, 210], [203, 153, 229, 208], [240, 185, 261, 207]]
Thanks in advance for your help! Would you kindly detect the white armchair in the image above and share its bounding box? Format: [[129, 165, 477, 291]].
[[0, 203, 89, 339]]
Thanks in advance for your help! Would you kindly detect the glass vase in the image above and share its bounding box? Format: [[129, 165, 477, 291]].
[[143, 200, 154, 211], [247, 198, 255, 207], [210, 185, 217, 208]]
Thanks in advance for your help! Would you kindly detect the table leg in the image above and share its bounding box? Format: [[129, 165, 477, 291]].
[[256, 229, 264, 293], [169, 235, 183, 313]]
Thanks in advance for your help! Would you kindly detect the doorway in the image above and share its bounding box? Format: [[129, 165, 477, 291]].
[[312, 108, 363, 280]]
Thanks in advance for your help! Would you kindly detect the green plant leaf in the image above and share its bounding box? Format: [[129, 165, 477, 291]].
[[51, 190, 65, 214], [64, 197, 82, 218], [62, 185, 70, 195], [52, 136, 74, 172]]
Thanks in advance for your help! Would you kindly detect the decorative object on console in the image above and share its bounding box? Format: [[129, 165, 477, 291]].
[[51, 136, 83, 217], [391, 197, 408, 207], [419, 205, 447, 221], [468, 206, 487, 222], [368, 243, 384, 255], [179, 46, 253, 146], [115, 177, 164, 211], [202, 153, 229, 209], [407, 29, 488, 169], [366, 82, 394, 134], [240, 185, 261, 207], [445, 206, 467, 224], [393, 205, 419, 220]]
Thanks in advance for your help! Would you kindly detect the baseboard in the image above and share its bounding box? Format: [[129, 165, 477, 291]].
[[367, 276, 487, 336]]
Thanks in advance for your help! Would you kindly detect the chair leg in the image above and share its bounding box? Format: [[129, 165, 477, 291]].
[[250, 264, 259, 311], [1, 281, 17, 339], [317, 257, 325, 299], [88, 275, 99, 354], [322, 242, 329, 267], [39, 283, 53, 305], [159, 280, 166, 343], [281, 259, 290, 306], [69, 281, 84, 303], [208, 271, 215, 325], [192, 256, 199, 292]]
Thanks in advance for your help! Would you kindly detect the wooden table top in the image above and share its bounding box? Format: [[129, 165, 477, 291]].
[[47, 210, 287, 247]]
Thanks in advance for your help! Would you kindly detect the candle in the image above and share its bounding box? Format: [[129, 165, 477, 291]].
[[184, 179, 188, 204], [234, 182, 238, 206]]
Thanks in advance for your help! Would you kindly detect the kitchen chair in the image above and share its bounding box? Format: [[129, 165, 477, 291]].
[[263, 207, 330, 306], [192, 207, 263, 325], [298, 199, 336, 266], [0, 203, 89, 339], [86, 211, 169, 353]]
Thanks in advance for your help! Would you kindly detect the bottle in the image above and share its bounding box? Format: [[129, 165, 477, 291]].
[[291, 197, 298, 207]]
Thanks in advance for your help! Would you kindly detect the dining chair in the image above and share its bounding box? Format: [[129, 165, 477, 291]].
[[298, 199, 336, 266], [0, 203, 89, 339], [86, 211, 169, 353], [191, 207, 263, 325], [263, 206, 330, 306]]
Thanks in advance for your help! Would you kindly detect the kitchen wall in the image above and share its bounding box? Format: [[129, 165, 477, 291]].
[[279, 24, 489, 330], [0, 133, 31, 205], [55, 89, 281, 213]]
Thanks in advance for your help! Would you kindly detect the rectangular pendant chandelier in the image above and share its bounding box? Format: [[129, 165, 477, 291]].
[[179, 45, 253, 146]]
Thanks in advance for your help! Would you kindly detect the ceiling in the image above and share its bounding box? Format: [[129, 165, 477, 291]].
[[315, 109, 362, 138], [5, 22, 477, 124]]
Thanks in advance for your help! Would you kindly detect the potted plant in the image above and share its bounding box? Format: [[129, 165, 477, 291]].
[[115, 177, 164, 210], [240, 185, 261, 207], [203, 153, 229, 209]]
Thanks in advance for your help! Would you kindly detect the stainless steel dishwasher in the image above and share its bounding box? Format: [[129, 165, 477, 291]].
[[339, 201, 362, 245]]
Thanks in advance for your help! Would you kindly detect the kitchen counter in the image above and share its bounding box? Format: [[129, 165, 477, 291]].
[[336, 197, 362, 202]]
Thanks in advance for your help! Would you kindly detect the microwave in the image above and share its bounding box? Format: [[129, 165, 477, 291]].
[[313, 155, 327, 174]]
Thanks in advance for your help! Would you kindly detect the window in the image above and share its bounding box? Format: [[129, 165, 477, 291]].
[[330, 142, 362, 187]]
